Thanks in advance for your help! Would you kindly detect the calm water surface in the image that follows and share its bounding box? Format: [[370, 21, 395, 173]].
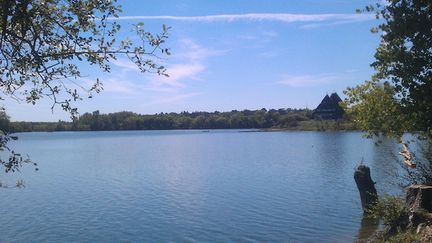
[[0, 130, 403, 242]]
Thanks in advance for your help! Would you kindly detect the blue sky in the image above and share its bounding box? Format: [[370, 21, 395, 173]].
[[5, 0, 381, 121]]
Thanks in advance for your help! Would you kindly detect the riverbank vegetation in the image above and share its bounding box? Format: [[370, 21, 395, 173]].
[[346, 0, 432, 242], [7, 108, 357, 133]]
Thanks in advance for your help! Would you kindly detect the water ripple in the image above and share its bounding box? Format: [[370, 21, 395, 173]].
[[0, 130, 403, 242]]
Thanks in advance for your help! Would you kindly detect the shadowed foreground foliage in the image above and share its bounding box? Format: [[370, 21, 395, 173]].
[[0, 0, 169, 175]]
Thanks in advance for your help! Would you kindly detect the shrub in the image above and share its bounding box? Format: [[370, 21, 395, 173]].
[[366, 195, 407, 227]]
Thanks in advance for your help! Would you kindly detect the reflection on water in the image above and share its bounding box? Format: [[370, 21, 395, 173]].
[[371, 136, 401, 194], [0, 130, 404, 242], [356, 215, 380, 241]]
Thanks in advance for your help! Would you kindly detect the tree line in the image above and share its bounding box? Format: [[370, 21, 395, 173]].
[[7, 108, 323, 132]]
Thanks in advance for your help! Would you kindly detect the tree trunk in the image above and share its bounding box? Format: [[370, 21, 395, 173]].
[[354, 165, 378, 212], [406, 185, 432, 213]]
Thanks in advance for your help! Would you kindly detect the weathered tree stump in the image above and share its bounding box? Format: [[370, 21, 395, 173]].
[[354, 165, 378, 212], [406, 185, 432, 212]]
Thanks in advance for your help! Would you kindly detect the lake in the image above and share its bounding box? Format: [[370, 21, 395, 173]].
[[0, 130, 403, 242]]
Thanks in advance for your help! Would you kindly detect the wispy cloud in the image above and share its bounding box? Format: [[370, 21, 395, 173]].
[[103, 77, 137, 94], [148, 92, 204, 105], [156, 63, 205, 87], [300, 16, 374, 29], [176, 39, 226, 61], [238, 30, 278, 42], [148, 38, 225, 88], [99, 74, 180, 95], [278, 73, 342, 87], [111, 58, 139, 72], [112, 13, 374, 24], [103, 39, 218, 105], [108, 39, 221, 91]]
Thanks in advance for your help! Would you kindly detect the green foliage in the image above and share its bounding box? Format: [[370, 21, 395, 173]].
[[278, 112, 309, 128], [0, 108, 37, 173], [0, 0, 170, 118], [0, 110, 10, 131], [375, 229, 421, 243], [0, 0, 170, 176], [347, 0, 432, 140], [366, 195, 407, 227], [370, 0, 432, 135], [346, 0, 432, 185], [9, 108, 350, 132], [343, 81, 409, 139], [0, 128, 36, 173]]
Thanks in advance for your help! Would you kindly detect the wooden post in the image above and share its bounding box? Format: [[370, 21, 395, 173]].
[[354, 165, 378, 212]]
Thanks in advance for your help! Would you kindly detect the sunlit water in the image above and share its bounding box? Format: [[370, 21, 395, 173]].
[[0, 130, 404, 242]]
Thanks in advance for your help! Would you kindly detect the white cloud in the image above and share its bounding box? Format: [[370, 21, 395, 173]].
[[99, 75, 180, 95], [238, 30, 279, 43], [102, 77, 138, 94], [278, 73, 341, 87], [300, 16, 375, 29], [111, 13, 374, 25], [103, 39, 221, 103], [177, 39, 226, 61], [107, 39, 220, 91], [148, 38, 224, 88], [158, 63, 205, 86]]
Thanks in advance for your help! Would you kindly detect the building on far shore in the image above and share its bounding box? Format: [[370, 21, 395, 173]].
[[312, 92, 344, 120]]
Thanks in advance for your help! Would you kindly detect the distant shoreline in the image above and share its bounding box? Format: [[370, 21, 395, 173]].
[[8, 109, 358, 133], [11, 123, 359, 134]]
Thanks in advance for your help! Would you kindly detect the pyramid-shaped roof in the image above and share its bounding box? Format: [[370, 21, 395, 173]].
[[330, 93, 342, 103], [313, 92, 344, 119], [316, 94, 336, 110]]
